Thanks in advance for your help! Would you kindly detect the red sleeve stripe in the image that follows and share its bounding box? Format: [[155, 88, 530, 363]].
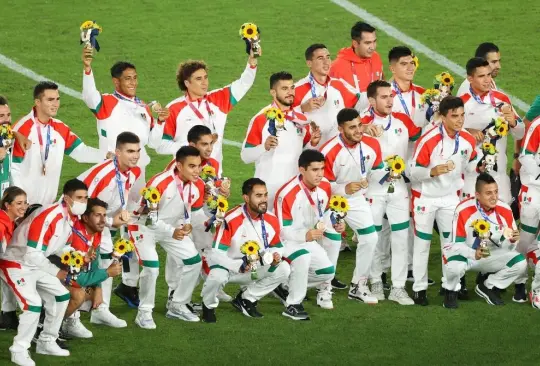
[[292, 81, 311, 108], [192, 178, 206, 209], [245, 114, 267, 147], [94, 95, 119, 120], [321, 139, 342, 182], [82, 161, 112, 189]]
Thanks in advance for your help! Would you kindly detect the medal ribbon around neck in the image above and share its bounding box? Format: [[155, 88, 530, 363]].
[[176, 179, 193, 223], [468, 87, 496, 108], [339, 134, 365, 176], [439, 123, 460, 158], [113, 157, 127, 208], [299, 176, 324, 222], [186, 94, 217, 133], [309, 73, 328, 100], [35, 122, 51, 170], [392, 80, 415, 118], [243, 204, 269, 249]]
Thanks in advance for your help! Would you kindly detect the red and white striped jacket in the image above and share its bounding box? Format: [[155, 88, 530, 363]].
[[518, 116, 540, 194]]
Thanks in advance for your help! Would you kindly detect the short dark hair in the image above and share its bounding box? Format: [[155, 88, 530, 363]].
[[63, 179, 88, 196], [466, 57, 490, 76], [439, 96, 464, 116], [305, 43, 327, 60], [175, 145, 200, 163], [110, 61, 136, 79], [116, 131, 140, 149], [270, 71, 293, 89], [187, 125, 213, 144], [33, 81, 58, 100], [337, 108, 360, 126], [474, 43, 499, 59], [351, 22, 376, 40], [367, 80, 391, 99], [388, 46, 412, 63], [176, 60, 208, 91], [299, 149, 325, 169], [1, 186, 26, 211], [475, 172, 497, 193], [242, 178, 266, 195], [0, 95, 8, 106], [83, 198, 108, 217]]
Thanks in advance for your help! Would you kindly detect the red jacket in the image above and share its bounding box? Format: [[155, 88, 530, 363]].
[[0, 210, 15, 244], [329, 47, 384, 92]]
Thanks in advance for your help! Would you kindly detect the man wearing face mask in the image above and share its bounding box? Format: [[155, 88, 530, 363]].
[[442, 173, 523, 308], [0, 179, 88, 365], [130, 146, 205, 328], [77, 132, 141, 327], [156, 48, 259, 170], [361, 80, 421, 305], [329, 22, 384, 94], [201, 178, 289, 323], [241, 72, 321, 210], [293, 44, 365, 146], [11, 82, 105, 206]]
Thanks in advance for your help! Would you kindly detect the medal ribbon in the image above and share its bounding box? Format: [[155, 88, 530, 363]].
[[113, 90, 144, 106], [36, 123, 51, 169], [299, 176, 323, 221], [439, 124, 460, 158], [186, 94, 217, 133], [469, 87, 496, 107], [177, 180, 192, 223], [243, 204, 269, 249], [392, 81, 415, 118], [370, 108, 392, 131], [271, 101, 309, 129], [112, 158, 127, 208], [350, 61, 375, 93], [339, 134, 365, 175], [308, 73, 328, 100], [475, 200, 503, 228]]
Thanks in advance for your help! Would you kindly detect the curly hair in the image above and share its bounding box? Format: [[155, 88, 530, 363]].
[[176, 60, 208, 91]]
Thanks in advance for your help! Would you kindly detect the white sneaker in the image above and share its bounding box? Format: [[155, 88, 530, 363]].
[[36, 340, 70, 356], [389, 287, 415, 305], [10, 351, 35, 366], [62, 318, 93, 338], [217, 289, 233, 302], [530, 290, 540, 309], [348, 282, 378, 304], [166, 303, 200, 322], [317, 289, 334, 309], [370, 282, 385, 301], [135, 310, 157, 329], [90, 306, 127, 328]]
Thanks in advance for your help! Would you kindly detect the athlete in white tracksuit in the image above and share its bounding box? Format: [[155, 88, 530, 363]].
[[320, 108, 382, 304], [274, 151, 343, 319], [131, 146, 205, 328], [409, 96, 478, 305], [517, 116, 540, 308], [360, 80, 422, 305], [442, 174, 525, 308]]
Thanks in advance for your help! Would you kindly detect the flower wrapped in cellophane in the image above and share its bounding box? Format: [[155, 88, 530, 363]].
[[140, 187, 161, 226], [471, 219, 491, 257], [204, 195, 229, 233], [113, 237, 135, 261], [329, 195, 349, 225], [240, 240, 260, 279], [265, 107, 286, 137], [239, 22, 261, 57], [80, 20, 102, 52], [60, 249, 85, 285], [0, 124, 14, 148]]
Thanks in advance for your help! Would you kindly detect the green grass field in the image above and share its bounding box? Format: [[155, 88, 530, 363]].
[[1, 0, 539, 364]]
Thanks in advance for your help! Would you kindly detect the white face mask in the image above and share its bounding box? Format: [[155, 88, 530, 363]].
[[70, 200, 87, 216]]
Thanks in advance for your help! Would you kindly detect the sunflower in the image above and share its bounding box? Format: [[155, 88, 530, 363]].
[[206, 196, 218, 210], [329, 195, 341, 210], [216, 195, 229, 212], [0, 124, 13, 140], [275, 109, 285, 124], [496, 122, 509, 137], [80, 20, 102, 32], [390, 156, 406, 175], [384, 155, 397, 163], [240, 240, 260, 256], [61, 251, 72, 265], [420, 88, 440, 105], [265, 107, 278, 120], [239, 23, 259, 39], [338, 196, 350, 213], [201, 165, 217, 180], [71, 252, 84, 268], [148, 188, 161, 204], [482, 142, 497, 155], [412, 55, 419, 70], [472, 219, 490, 235], [439, 72, 454, 87], [140, 187, 149, 197], [114, 239, 128, 255]]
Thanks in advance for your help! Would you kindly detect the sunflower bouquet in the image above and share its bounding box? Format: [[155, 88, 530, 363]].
[[240, 240, 261, 279], [80, 20, 102, 52], [471, 219, 491, 257], [412, 55, 419, 70], [200, 165, 217, 183], [60, 249, 85, 285], [265, 107, 286, 137], [383, 155, 406, 193], [329, 195, 349, 224], [204, 195, 229, 233], [420, 88, 442, 109], [239, 22, 261, 57], [481, 142, 498, 173], [140, 187, 161, 226], [113, 237, 135, 260], [485, 116, 508, 140], [0, 124, 14, 148], [433, 71, 455, 96]]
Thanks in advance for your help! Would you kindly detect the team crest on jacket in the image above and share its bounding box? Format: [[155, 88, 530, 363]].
[[415, 205, 426, 213], [17, 278, 26, 286], [394, 128, 403, 136], [334, 100, 339, 107]]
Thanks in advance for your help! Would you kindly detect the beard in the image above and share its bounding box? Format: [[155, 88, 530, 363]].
[[276, 95, 293, 107], [250, 201, 267, 215]]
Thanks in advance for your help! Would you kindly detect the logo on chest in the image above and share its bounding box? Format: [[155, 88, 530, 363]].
[[394, 127, 403, 136]]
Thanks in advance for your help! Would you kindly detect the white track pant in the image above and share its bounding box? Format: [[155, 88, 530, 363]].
[[0, 261, 69, 353], [129, 225, 202, 312], [345, 195, 378, 285], [367, 192, 410, 288], [1, 279, 17, 312], [283, 241, 335, 306], [201, 262, 291, 309], [517, 191, 540, 289], [412, 194, 459, 292], [443, 249, 527, 291]]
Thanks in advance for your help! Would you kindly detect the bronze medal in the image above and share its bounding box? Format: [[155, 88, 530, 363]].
[[315, 221, 326, 231], [211, 133, 219, 143], [359, 178, 369, 189], [183, 223, 193, 234], [446, 160, 455, 171], [42, 165, 46, 175]]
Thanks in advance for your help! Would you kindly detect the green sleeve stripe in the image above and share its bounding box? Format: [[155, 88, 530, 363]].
[[229, 86, 238, 106], [415, 230, 432, 241], [142, 260, 160, 268], [100, 252, 113, 259], [100, 129, 107, 138], [521, 223, 537, 234], [163, 134, 174, 141], [65, 138, 83, 155], [209, 264, 228, 272], [27, 240, 38, 249], [372, 162, 384, 170], [506, 253, 525, 268], [447, 255, 467, 263], [182, 253, 202, 265], [315, 265, 335, 275], [285, 249, 309, 262], [409, 131, 421, 141], [390, 221, 409, 232], [323, 232, 341, 241], [357, 225, 376, 235], [55, 293, 70, 302], [270, 242, 283, 248], [455, 236, 466, 243], [283, 219, 293, 227], [415, 162, 428, 168], [12, 156, 23, 163], [27, 305, 42, 313], [218, 243, 230, 251], [90, 97, 103, 114], [244, 143, 257, 148]]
